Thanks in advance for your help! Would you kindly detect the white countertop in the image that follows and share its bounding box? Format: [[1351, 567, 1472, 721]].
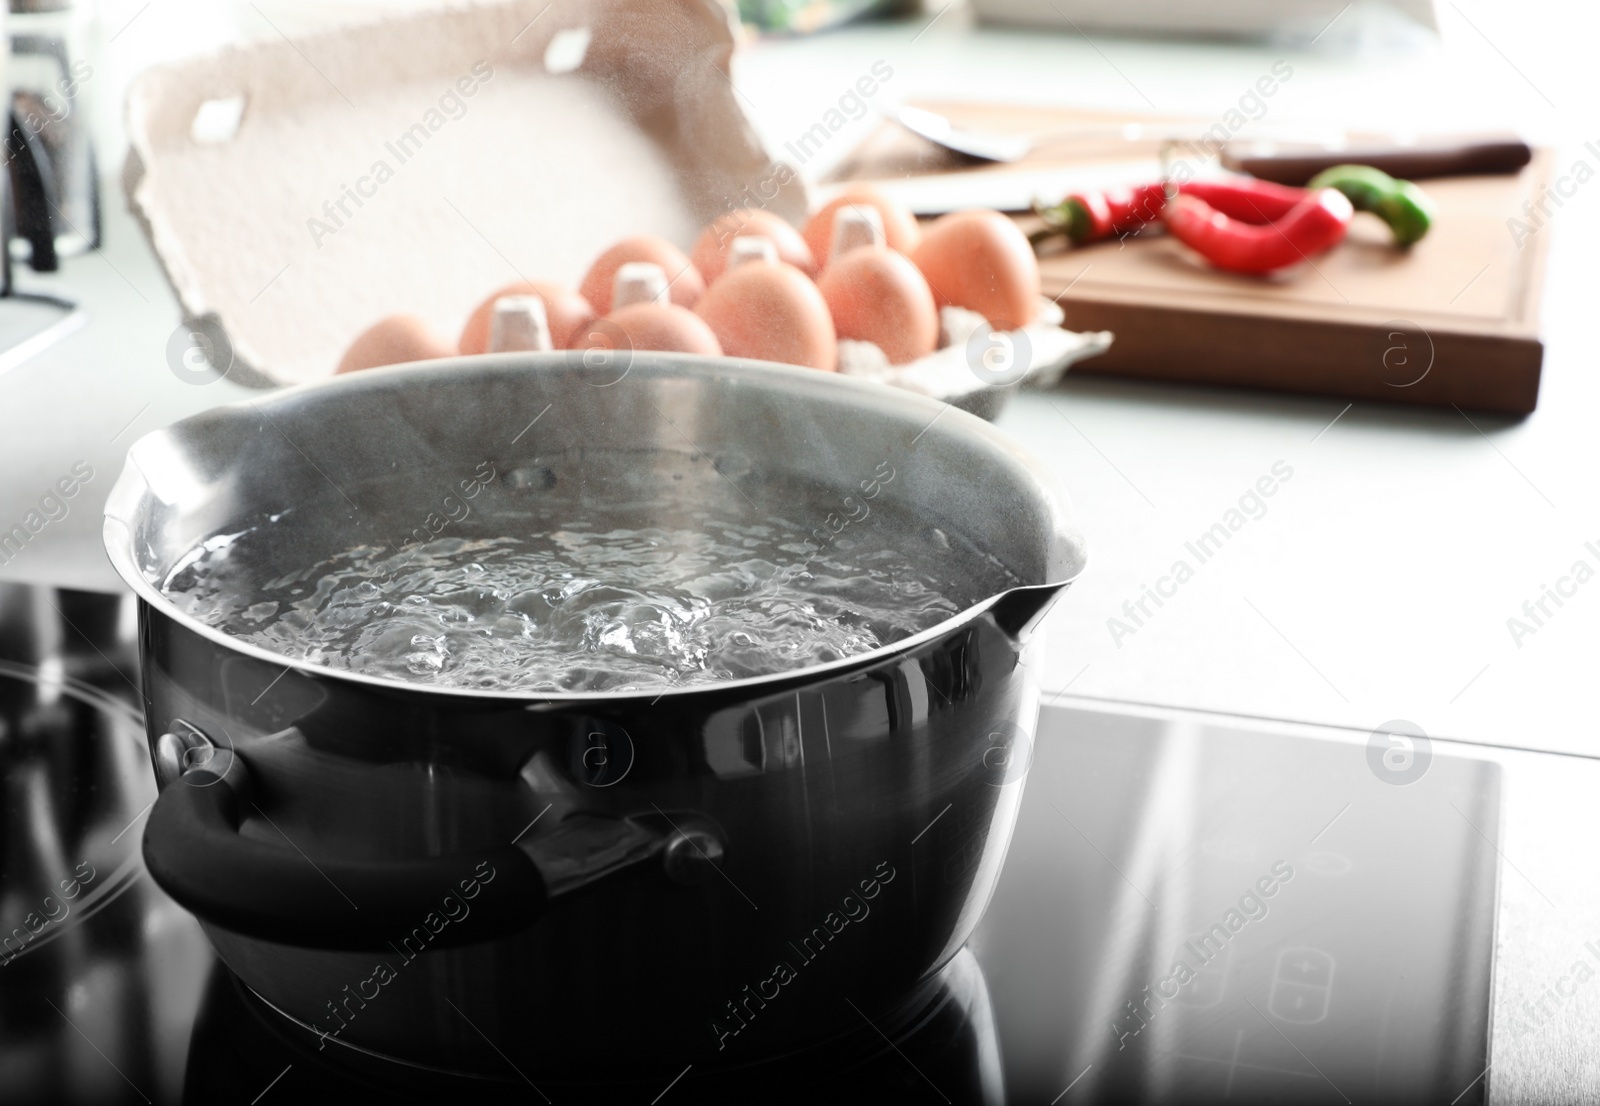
[[2, 0, 1596, 763], [736, 2, 1600, 761]]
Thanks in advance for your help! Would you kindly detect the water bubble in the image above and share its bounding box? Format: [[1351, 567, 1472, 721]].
[[406, 651, 445, 674]]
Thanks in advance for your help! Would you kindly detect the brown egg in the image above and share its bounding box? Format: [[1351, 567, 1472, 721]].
[[336, 315, 454, 375], [459, 281, 594, 353], [691, 209, 816, 284], [588, 303, 723, 356], [579, 237, 705, 315], [910, 210, 1039, 331], [694, 260, 836, 371], [817, 247, 938, 365], [804, 187, 922, 266]]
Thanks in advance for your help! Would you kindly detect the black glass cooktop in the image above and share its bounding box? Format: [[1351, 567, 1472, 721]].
[[0, 588, 1499, 1105]]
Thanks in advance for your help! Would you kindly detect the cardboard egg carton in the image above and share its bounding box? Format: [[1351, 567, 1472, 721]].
[[125, 0, 801, 387], [124, 0, 1108, 397]]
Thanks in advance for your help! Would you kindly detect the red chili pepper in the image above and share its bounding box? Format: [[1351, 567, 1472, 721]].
[[1065, 190, 1113, 241], [1040, 182, 1168, 243], [1177, 179, 1310, 224], [1164, 187, 1353, 274], [1102, 183, 1168, 233]]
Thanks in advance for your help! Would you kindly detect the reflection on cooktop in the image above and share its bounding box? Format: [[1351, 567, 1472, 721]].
[[978, 708, 1499, 1105], [180, 943, 1003, 1105], [0, 587, 1500, 1104]]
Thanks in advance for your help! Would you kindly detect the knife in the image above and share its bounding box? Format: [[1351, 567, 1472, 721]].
[[827, 138, 1534, 217], [1220, 138, 1532, 184], [819, 161, 1223, 217]]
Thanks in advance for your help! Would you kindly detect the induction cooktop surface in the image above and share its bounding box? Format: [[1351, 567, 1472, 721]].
[[0, 588, 1499, 1104]]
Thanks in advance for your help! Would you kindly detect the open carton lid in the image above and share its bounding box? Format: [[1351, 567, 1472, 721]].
[[124, 0, 806, 388]]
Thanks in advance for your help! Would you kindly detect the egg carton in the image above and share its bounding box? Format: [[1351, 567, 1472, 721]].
[[124, 0, 806, 387], [837, 299, 1114, 420], [123, 0, 1115, 404]]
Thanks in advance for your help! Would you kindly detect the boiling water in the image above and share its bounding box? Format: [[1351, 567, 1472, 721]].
[[161, 456, 1016, 693]]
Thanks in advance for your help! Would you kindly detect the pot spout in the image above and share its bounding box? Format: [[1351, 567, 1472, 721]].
[[988, 582, 1069, 641]]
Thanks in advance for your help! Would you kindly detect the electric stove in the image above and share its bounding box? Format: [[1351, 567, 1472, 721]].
[[0, 586, 1500, 1104]]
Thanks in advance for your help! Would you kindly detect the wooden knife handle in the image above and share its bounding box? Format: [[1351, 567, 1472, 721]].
[[1221, 140, 1532, 184]]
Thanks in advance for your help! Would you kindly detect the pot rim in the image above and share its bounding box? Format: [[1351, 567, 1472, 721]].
[[104, 352, 1087, 704]]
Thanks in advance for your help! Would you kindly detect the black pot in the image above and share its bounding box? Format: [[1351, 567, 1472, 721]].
[[103, 353, 1086, 1081]]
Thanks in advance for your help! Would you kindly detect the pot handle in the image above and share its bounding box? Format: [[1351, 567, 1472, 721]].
[[143, 728, 722, 951], [144, 773, 547, 950]]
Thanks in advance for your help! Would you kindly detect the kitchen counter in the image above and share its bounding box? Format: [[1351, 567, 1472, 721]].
[[2, 0, 1596, 765], [728, 4, 1600, 761]]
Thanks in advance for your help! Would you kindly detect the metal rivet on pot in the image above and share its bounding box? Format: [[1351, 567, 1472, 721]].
[[153, 730, 191, 790], [152, 719, 235, 790], [662, 827, 725, 886]]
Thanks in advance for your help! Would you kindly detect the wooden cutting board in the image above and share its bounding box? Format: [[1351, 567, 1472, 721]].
[[829, 103, 1550, 414]]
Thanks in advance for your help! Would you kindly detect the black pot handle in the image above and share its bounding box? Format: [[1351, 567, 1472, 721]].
[[143, 772, 549, 951], [142, 726, 724, 951]]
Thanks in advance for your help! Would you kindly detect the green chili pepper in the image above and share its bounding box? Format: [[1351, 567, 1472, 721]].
[[1306, 164, 1436, 247]]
